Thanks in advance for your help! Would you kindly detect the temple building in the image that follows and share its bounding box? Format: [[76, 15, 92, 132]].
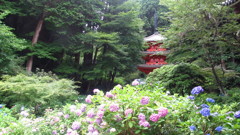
[[137, 32, 169, 74]]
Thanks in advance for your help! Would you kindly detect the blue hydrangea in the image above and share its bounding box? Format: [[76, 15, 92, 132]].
[[234, 111, 240, 118], [189, 125, 196, 131], [201, 104, 209, 108], [206, 134, 210, 135], [0, 105, 2, 108], [215, 126, 223, 132], [206, 98, 215, 103], [191, 86, 204, 95], [187, 96, 195, 100], [200, 108, 210, 117]]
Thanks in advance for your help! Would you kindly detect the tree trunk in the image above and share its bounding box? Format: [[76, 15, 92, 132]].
[[83, 53, 93, 66], [211, 65, 226, 95], [26, 13, 45, 72], [93, 47, 99, 64], [74, 53, 80, 65]]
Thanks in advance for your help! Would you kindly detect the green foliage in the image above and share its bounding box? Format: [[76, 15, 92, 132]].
[[0, 11, 27, 75], [0, 74, 78, 114], [146, 63, 207, 95]]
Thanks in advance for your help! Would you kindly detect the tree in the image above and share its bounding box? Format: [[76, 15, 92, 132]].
[[161, 0, 240, 94]]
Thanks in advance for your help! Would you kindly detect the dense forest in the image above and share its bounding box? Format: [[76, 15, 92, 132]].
[[0, 0, 171, 93]]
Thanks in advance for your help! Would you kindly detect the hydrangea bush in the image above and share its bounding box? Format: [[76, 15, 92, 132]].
[[0, 84, 240, 135]]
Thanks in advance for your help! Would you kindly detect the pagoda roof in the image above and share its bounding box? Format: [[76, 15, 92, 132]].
[[222, 0, 240, 6], [141, 51, 170, 55], [144, 32, 166, 42]]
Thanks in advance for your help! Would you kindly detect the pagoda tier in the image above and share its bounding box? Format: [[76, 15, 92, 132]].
[[137, 32, 168, 74]]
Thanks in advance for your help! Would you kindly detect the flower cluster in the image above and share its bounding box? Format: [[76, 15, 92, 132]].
[[187, 96, 195, 100], [124, 109, 133, 117], [85, 95, 92, 103], [189, 125, 196, 131], [109, 103, 119, 112], [206, 98, 215, 103], [93, 89, 100, 94], [234, 111, 240, 118], [191, 86, 204, 95], [140, 96, 150, 105], [131, 80, 139, 86], [200, 108, 210, 117]]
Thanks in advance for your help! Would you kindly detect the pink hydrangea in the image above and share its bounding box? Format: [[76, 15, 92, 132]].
[[149, 114, 160, 122], [106, 92, 114, 98], [85, 95, 92, 103], [139, 120, 150, 127], [115, 84, 122, 89], [70, 105, 77, 112], [132, 80, 139, 86], [80, 104, 87, 112], [110, 128, 116, 132], [140, 96, 150, 105], [124, 109, 133, 116], [114, 114, 122, 121], [95, 118, 103, 125], [109, 103, 119, 112], [58, 112, 64, 117], [97, 110, 104, 118], [138, 113, 146, 120], [88, 124, 95, 133], [158, 107, 168, 117], [87, 110, 95, 118], [72, 121, 81, 130], [64, 114, 70, 119], [54, 117, 60, 122], [20, 111, 29, 117], [75, 109, 82, 116], [93, 89, 100, 94], [98, 104, 105, 111]]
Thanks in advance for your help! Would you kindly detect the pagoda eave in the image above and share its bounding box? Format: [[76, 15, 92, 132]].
[[137, 64, 167, 74], [141, 51, 170, 55]]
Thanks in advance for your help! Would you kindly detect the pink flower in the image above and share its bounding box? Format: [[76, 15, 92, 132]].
[[149, 114, 160, 122], [95, 118, 103, 125], [115, 84, 122, 89], [97, 110, 104, 118], [54, 117, 60, 122], [58, 112, 64, 117], [124, 109, 133, 116], [139, 120, 150, 127], [80, 104, 87, 112], [72, 121, 81, 130], [109, 103, 119, 112], [64, 114, 70, 119], [87, 110, 95, 118], [20, 111, 29, 117], [140, 96, 150, 105], [106, 92, 114, 98], [132, 80, 139, 86], [93, 89, 100, 94], [98, 104, 105, 111], [88, 124, 95, 133], [158, 107, 168, 117], [114, 114, 122, 121], [138, 113, 146, 120], [85, 95, 92, 103], [52, 130, 57, 134], [75, 109, 82, 116]]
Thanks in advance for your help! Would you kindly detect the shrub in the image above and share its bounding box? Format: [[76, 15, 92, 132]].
[[0, 74, 78, 115], [146, 63, 207, 95], [2, 84, 239, 135]]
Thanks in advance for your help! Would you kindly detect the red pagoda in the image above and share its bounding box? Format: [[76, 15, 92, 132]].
[[138, 32, 169, 74]]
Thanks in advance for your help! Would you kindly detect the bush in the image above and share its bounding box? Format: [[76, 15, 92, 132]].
[[0, 74, 78, 115], [2, 84, 239, 135], [146, 63, 207, 95]]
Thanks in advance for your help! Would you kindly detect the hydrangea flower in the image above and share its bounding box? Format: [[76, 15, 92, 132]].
[[109, 103, 119, 112], [64, 114, 70, 119], [206, 98, 215, 103], [149, 114, 160, 122], [191, 86, 204, 95], [200, 108, 210, 117], [80, 104, 87, 112], [139, 120, 150, 127], [131, 80, 139, 86], [110, 128, 116, 133], [158, 107, 168, 117], [85, 95, 92, 103], [189, 125, 196, 131], [138, 113, 146, 120], [75, 109, 82, 116], [98, 104, 105, 111], [187, 96, 195, 100], [58, 112, 64, 117], [52, 130, 57, 135], [72, 122, 81, 130], [97, 110, 104, 118], [0, 104, 3, 108], [114, 114, 122, 121], [87, 110, 95, 118], [140, 96, 150, 105], [106, 92, 114, 98], [201, 104, 209, 108], [20, 111, 29, 117], [234, 111, 240, 118], [215, 126, 223, 132], [88, 124, 95, 133], [115, 84, 122, 89], [95, 118, 103, 125], [124, 109, 133, 116], [70, 105, 77, 112], [93, 89, 100, 94]]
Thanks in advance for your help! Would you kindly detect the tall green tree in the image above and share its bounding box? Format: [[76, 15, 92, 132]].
[[161, 0, 240, 94]]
